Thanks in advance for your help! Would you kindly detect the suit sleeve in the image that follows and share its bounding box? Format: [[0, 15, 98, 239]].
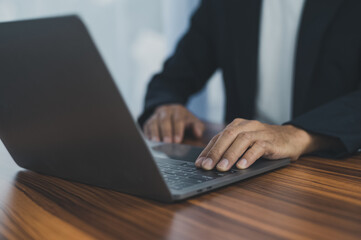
[[138, 1, 218, 127], [288, 87, 361, 158]]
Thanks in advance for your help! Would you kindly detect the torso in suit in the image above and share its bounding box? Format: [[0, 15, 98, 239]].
[[139, 0, 361, 157]]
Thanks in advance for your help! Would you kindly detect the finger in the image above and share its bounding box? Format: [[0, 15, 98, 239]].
[[216, 132, 257, 171], [147, 118, 160, 142], [201, 126, 242, 170], [143, 123, 150, 139], [192, 119, 205, 138], [172, 111, 185, 143], [158, 111, 173, 143], [195, 134, 219, 168], [236, 141, 268, 169]]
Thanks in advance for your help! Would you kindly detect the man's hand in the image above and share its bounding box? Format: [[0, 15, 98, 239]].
[[195, 118, 340, 171], [143, 104, 205, 143]]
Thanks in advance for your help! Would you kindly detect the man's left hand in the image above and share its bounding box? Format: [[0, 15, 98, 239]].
[[195, 118, 338, 171]]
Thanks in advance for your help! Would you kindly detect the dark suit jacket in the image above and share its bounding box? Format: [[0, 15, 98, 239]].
[[139, 0, 361, 157]]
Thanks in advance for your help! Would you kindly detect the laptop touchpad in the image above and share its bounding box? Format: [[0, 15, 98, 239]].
[[151, 143, 203, 162]]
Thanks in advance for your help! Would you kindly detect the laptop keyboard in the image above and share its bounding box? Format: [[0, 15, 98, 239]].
[[155, 158, 239, 190]]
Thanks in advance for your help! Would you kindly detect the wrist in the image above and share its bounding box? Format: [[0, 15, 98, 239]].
[[286, 125, 342, 157], [286, 125, 314, 157]]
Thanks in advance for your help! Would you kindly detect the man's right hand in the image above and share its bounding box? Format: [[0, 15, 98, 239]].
[[143, 104, 205, 143]]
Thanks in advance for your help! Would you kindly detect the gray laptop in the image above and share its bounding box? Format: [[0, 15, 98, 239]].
[[0, 15, 290, 202]]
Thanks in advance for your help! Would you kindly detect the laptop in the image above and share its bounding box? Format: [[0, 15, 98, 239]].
[[0, 15, 290, 202]]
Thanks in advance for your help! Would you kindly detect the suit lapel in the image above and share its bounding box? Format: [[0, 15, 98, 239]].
[[293, 0, 345, 117]]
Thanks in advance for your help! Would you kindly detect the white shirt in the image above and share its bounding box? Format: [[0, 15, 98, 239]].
[[256, 0, 305, 124]]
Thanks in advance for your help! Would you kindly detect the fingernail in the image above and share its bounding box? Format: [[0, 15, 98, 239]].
[[237, 159, 248, 169], [164, 137, 171, 143], [195, 157, 205, 167], [202, 158, 213, 170], [175, 136, 181, 143], [217, 158, 229, 170]]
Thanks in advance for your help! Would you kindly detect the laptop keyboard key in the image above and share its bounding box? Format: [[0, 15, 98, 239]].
[[156, 158, 238, 190]]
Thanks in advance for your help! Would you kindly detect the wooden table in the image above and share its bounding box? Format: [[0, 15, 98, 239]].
[[0, 123, 360, 240]]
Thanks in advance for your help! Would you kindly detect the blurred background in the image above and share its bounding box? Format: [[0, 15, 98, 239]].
[[0, 0, 224, 123]]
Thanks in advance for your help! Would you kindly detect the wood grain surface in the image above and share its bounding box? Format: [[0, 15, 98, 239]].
[[0, 123, 360, 240]]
